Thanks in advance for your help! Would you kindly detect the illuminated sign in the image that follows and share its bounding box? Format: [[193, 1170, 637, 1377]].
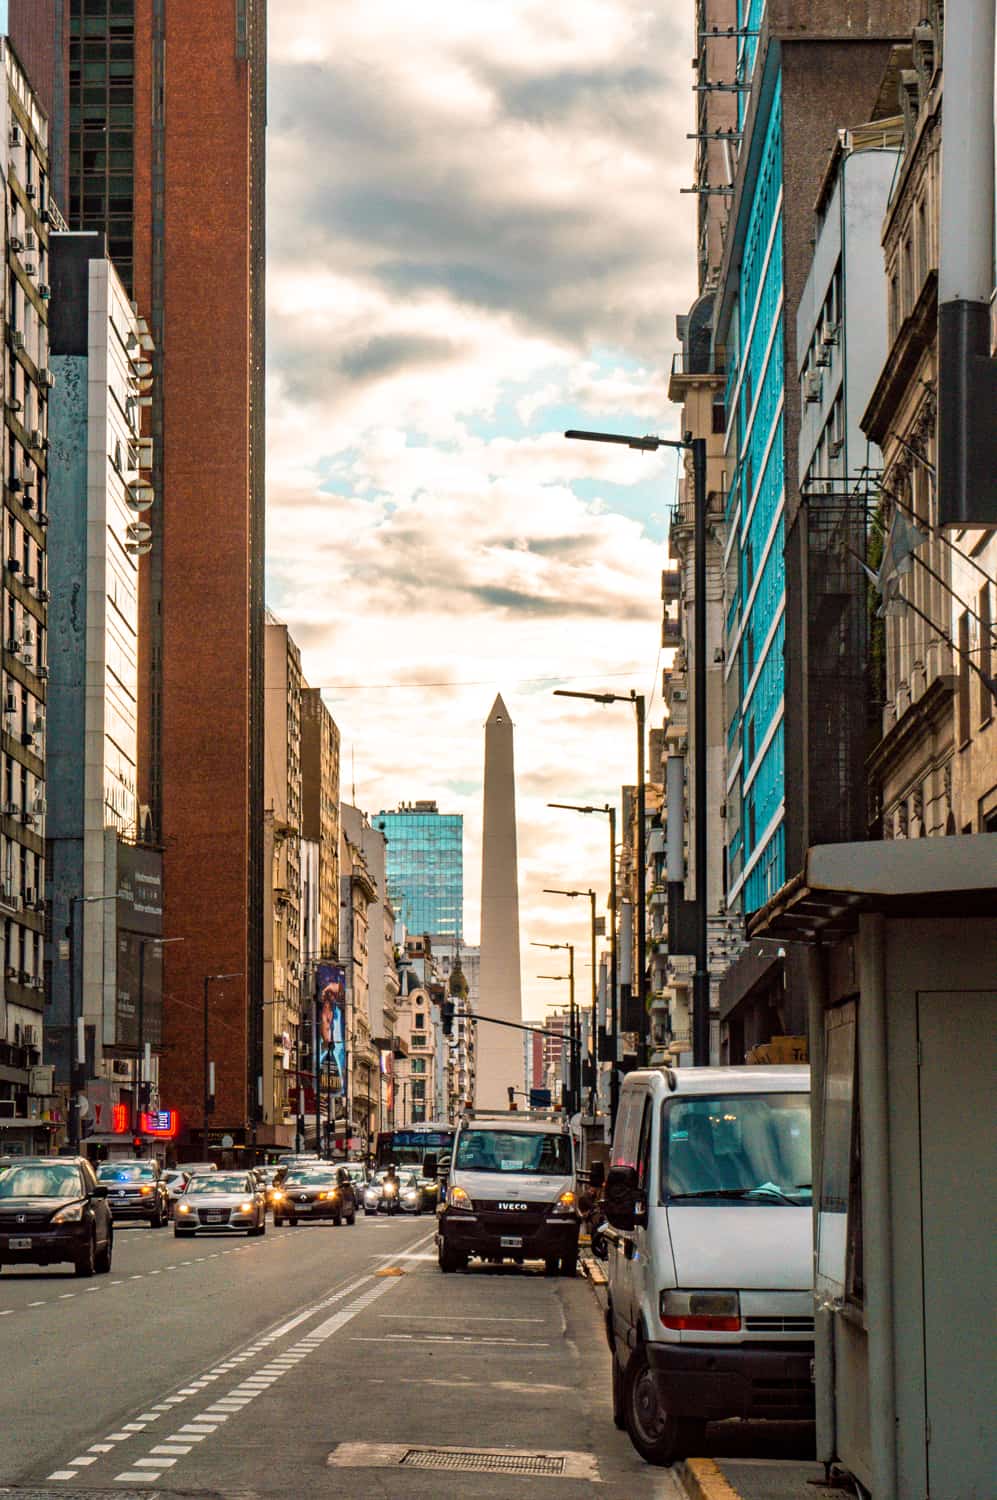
[[140, 1110, 179, 1138], [111, 1103, 129, 1134]]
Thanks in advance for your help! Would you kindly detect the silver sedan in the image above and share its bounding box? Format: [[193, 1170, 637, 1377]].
[[173, 1172, 266, 1237]]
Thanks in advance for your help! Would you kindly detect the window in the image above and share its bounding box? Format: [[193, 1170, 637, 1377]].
[[979, 584, 993, 726], [410, 1034, 427, 1049], [410, 1058, 426, 1075], [414, 1012, 424, 1029], [958, 609, 971, 744], [661, 1092, 811, 1205]]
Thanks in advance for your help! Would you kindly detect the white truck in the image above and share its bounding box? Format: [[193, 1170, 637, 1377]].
[[435, 1110, 580, 1275]]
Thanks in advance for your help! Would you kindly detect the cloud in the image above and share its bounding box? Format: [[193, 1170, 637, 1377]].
[[265, 0, 695, 1017]]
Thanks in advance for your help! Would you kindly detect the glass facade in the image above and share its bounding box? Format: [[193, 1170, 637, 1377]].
[[67, 0, 135, 291], [376, 804, 463, 939], [726, 6, 786, 914]]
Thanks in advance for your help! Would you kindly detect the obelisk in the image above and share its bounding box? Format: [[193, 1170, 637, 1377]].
[[476, 695, 524, 1109]]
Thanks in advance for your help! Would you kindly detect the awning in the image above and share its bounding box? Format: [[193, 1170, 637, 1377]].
[[749, 834, 997, 942]]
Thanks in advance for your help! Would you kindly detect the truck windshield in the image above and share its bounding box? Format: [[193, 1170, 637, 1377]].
[[661, 1093, 811, 1205], [455, 1130, 571, 1175]]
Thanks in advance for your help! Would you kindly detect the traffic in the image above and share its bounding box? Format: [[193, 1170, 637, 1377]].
[[1, 1070, 815, 1474]]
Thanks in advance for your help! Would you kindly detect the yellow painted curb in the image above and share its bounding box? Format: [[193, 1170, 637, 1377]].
[[677, 1458, 744, 1500]]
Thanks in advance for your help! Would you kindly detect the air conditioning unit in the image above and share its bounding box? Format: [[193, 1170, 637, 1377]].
[[6, 396, 21, 413], [28, 430, 42, 450], [821, 320, 839, 347], [8, 478, 22, 493], [804, 371, 822, 403], [36, 587, 49, 603], [5, 965, 17, 978], [38, 284, 50, 301], [829, 436, 844, 458], [815, 343, 831, 368], [22, 574, 35, 589], [38, 369, 54, 389], [3, 804, 18, 818], [23, 262, 36, 277], [37, 665, 48, 680], [8, 235, 23, 253], [24, 184, 36, 199], [12, 331, 24, 351], [32, 713, 44, 733], [6, 557, 20, 572], [673, 688, 689, 702], [19, 969, 31, 985]]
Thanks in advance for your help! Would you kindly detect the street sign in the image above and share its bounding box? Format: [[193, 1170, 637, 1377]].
[[529, 1088, 552, 1108], [221, 1133, 234, 1148]]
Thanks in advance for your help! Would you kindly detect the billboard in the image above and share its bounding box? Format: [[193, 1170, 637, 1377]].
[[315, 963, 346, 1096], [115, 843, 164, 1047]]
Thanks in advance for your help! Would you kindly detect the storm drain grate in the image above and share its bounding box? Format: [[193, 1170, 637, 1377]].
[[400, 1448, 566, 1475]]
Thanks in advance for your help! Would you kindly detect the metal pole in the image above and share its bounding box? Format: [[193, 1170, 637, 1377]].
[[692, 437, 711, 1066], [135, 938, 146, 1133], [635, 693, 647, 1067], [313, 981, 320, 1156], [68, 899, 79, 1153], [568, 944, 577, 1111], [588, 891, 597, 1114], [608, 806, 618, 1133], [202, 975, 210, 1159]]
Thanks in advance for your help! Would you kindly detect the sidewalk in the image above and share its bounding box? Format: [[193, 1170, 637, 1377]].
[[579, 1254, 829, 1500]]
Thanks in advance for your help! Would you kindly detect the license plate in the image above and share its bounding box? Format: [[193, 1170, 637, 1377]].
[[114, 1195, 130, 1202], [297, 1204, 312, 1212], [204, 1213, 224, 1223], [9, 1237, 31, 1249], [500, 1236, 523, 1249]]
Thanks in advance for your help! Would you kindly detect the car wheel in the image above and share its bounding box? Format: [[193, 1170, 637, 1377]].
[[95, 1228, 113, 1275], [74, 1229, 97, 1277], [560, 1254, 577, 1277], [544, 1255, 559, 1276], [346, 1213, 356, 1226], [438, 1241, 465, 1273], [174, 1226, 192, 1237], [274, 1214, 283, 1227], [611, 1348, 627, 1430], [288, 1216, 298, 1227], [623, 1340, 685, 1466], [332, 1215, 342, 1226], [150, 1205, 162, 1229], [258, 1220, 267, 1236]]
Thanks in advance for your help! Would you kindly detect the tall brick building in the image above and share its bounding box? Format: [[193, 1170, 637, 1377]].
[[45, 1, 268, 1149]]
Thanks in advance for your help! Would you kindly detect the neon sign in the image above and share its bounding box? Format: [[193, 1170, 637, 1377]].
[[111, 1103, 129, 1134], [140, 1110, 179, 1138]]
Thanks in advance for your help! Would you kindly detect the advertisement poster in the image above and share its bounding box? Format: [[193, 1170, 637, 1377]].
[[315, 963, 346, 1095], [115, 842, 164, 1048]]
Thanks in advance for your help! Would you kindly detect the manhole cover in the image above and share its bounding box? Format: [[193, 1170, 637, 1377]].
[[400, 1449, 565, 1475]]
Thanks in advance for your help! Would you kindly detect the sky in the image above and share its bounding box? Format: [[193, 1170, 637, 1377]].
[[265, 1, 696, 1020]]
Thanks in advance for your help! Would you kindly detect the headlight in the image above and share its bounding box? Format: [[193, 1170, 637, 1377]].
[[447, 1186, 472, 1211], [404, 1190, 419, 1203], [239, 1201, 253, 1212], [272, 1189, 284, 1201], [660, 1289, 741, 1332], [177, 1204, 191, 1215], [552, 1189, 577, 1215], [52, 1202, 85, 1224], [383, 1183, 397, 1196]]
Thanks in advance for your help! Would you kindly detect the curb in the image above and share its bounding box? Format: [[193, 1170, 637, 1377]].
[[676, 1458, 744, 1500]]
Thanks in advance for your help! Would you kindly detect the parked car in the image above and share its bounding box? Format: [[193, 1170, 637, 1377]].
[[272, 1167, 356, 1226], [0, 1157, 113, 1275], [174, 1172, 266, 1236], [96, 1160, 170, 1227], [601, 1066, 813, 1466], [175, 1161, 217, 1176]]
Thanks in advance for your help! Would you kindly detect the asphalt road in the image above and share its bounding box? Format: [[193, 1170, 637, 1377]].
[[0, 1212, 682, 1498]]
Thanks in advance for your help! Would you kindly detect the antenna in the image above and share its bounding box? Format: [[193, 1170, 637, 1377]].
[[351, 744, 356, 805]]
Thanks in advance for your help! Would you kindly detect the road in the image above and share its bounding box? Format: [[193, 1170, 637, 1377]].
[[0, 1213, 682, 1498]]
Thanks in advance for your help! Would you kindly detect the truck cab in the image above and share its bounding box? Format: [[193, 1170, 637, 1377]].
[[436, 1111, 580, 1275], [602, 1066, 814, 1465]]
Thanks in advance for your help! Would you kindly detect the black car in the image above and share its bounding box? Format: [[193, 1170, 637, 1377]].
[[96, 1160, 170, 1226], [0, 1157, 113, 1276], [272, 1167, 357, 1226]]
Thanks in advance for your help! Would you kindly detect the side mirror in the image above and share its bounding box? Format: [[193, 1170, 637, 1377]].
[[603, 1165, 646, 1231], [422, 1153, 438, 1180], [588, 1160, 605, 1191], [92, 1183, 109, 1198]]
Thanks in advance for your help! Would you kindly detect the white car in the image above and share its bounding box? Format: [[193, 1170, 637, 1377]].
[[174, 1172, 266, 1237]]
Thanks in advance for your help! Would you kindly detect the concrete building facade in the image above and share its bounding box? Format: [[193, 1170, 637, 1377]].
[[300, 687, 340, 963], [0, 39, 56, 1150]]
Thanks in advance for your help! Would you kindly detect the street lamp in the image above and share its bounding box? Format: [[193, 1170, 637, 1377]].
[[533, 941, 578, 1112], [552, 688, 647, 1066], [133, 936, 184, 1134], [203, 972, 243, 1158], [564, 427, 710, 1067], [67, 892, 126, 1153], [548, 802, 619, 1129], [544, 889, 597, 1116]]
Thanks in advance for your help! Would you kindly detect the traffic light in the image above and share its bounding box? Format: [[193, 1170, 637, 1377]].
[[442, 999, 455, 1036]]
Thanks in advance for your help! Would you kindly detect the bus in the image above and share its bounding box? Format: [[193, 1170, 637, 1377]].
[[374, 1123, 454, 1173]]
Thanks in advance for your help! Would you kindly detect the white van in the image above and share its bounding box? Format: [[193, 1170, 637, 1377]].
[[436, 1113, 579, 1274], [601, 1066, 813, 1465]]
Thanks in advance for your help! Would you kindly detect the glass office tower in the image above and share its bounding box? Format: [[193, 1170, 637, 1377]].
[[376, 802, 463, 938]]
